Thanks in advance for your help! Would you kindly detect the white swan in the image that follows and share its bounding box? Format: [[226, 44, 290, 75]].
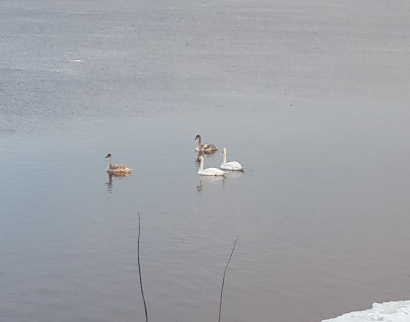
[[194, 134, 218, 152], [220, 148, 244, 171], [105, 153, 132, 173], [198, 155, 226, 176]]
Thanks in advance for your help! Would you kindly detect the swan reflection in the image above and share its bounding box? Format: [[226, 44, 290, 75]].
[[195, 150, 218, 163], [106, 172, 131, 193], [224, 170, 244, 179], [196, 169, 245, 192], [197, 175, 226, 192]]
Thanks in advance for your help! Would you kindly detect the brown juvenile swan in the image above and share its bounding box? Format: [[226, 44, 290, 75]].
[[105, 153, 132, 173], [194, 134, 218, 152]]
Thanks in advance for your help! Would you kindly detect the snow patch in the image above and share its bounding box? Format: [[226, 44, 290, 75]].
[[323, 300, 410, 322]]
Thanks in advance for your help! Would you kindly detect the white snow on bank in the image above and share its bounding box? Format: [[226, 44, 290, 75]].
[[323, 300, 410, 322]]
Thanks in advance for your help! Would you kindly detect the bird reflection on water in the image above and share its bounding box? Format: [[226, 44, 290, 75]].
[[106, 172, 131, 193], [197, 175, 226, 193], [195, 150, 218, 163], [196, 169, 245, 192]]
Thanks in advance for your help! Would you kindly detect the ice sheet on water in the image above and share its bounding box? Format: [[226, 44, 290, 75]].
[[323, 300, 410, 322]]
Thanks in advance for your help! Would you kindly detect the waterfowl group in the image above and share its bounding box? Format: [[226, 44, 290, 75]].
[[104, 135, 245, 179], [194, 135, 245, 176]]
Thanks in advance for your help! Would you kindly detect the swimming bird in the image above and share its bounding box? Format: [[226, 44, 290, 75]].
[[198, 155, 226, 176], [194, 134, 218, 152], [105, 153, 132, 173], [220, 148, 244, 171]]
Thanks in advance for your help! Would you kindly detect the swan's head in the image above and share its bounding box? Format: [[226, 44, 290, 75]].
[[105, 153, 112, 158], [222, 148, 227, 154], [194, 134, 201, 141], [198, 155, 204, 162]]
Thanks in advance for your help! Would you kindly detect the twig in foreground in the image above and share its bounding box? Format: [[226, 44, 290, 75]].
[[218, 236, 239, 322], [138, 212, 148, 322]]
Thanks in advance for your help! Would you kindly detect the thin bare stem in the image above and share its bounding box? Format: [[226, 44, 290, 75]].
[[218, 237, 238, 322], [138, 212, 148, 322]]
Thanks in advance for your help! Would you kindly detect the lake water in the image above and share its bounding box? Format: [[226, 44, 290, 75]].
[[1, 1, 410, 321]]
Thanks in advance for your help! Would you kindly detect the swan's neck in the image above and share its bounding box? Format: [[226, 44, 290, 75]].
[[199, 158, 204, 171], [223, 152, 227, 164], [107, 156, 113, 169], [197, 136, 202, 145]]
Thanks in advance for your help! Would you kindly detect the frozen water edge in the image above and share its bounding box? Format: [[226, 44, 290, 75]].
[[323, 301, 410, 322]]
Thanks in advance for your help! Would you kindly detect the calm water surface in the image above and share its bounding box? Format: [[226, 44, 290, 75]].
[[1, 1, 410, 321]]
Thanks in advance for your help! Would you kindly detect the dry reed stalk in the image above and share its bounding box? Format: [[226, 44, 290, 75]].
[[218, 237, 238, 322], [138, 212, 148, 322]]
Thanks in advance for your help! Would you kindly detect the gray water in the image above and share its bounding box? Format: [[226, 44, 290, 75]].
[[1, 1, 410, 321]]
